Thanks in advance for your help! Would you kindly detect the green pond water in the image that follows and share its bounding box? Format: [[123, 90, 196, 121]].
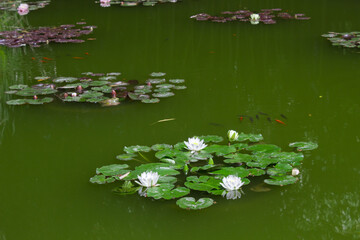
[[0, 0, 360, 239]]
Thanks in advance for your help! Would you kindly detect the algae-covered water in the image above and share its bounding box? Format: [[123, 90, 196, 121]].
[[0, 0, 359, 239]]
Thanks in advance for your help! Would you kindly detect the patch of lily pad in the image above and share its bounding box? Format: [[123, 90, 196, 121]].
[[322, 32, 360, 49], [190, 8, 310, 24], [0, 1, 50, 12], [0, 22, 96, 48], [90, 131, 317, 210], [98, 0, 180, 8], [5, 72, 186, 107]]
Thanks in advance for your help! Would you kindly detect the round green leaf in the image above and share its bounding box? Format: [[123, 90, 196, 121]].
[[169, 79, 185, 84], [152, 92, 175, 98], [176, 197, 214, 210], [53, 77, 78, 83], [6, 99, 27, 105], [289, 142, 318, 151], [116, 153, 137, 161], [124, 145, 151, 154], [96, 164, 129, 176], [150, 72, 166, 77]]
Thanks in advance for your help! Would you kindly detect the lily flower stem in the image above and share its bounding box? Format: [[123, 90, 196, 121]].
[[138, 152, 151, 162]]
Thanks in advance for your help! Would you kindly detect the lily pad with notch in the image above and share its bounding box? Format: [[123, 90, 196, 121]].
[[176, 197, 214, 210]]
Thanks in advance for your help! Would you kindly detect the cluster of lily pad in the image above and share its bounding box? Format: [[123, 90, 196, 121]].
[[322, 32, 360, 48], [0, 22, 95, 48], [0, 0, 50, 13], [98, 0, 179, 8], [90, 130, 318, 210], [190, 9, 310, 25], [5, 72, 186, 106]]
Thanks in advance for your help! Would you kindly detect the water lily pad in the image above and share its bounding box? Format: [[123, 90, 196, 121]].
[[152, 92, 175, 98], [184, 176, 221, 191], [86, 97, 109, 103], [154, 88, 171, 93], [96, 164, 129, 176], [58, 83, 89, 89], [156, 84, 175, 89], [237, 133, 263, 142], [9, 84, 28, 90], [223, 153, 254, 163], [99, 76, 117, 81], [210, 167, 249, 178], [26, 97, 54, 105], [107, 72, 121, 76], [5, 90, 18, 94], [141, 98, 160, 104], [90, 175, 116, 184], [146, 183, 190, 200], [135, 88, 152, 94], [176, 197, 214, 210], [80, 91, 104, 99], [264, 175, 298, 186], [34, 76, 50, 80], [116, 153, 137, 161], [169, 79, 185, 84], [150, 72, 166, 77], [146, 78, 166, 84], [173, 85, 187, 90], [151, 144, 173, 151], [246, 144, 281, 153], [124, 145, 151, 154], [91, 85, 113, 93], [16, 88, 57, 96], [289, 142, 318, 151], [89, 81, 109, 86], [203, 145, 237, 156], [53, 77, 78, 83], [6, 99, 27, 105], [112, 181, 139, 195], [124, 163, 180, 180]]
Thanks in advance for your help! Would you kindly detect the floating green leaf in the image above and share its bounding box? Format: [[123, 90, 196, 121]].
[[124, 145, 151, 154], [169, 79, 185, 84], [112, 181, 139, 195], [116, 153, 137, 161], [9, 84, 28, 90], [203, 144, 237, 156], [151, 144, 173, 151], [237, 133, 263, 142], [150, 72, 166, 77], [96, 164, 129, 176], [146, 183, 190, 200], [53, 77, 78, 83], [264, 175, 298, 186], [152, 92, 175, 98], [16, 88, 57, 96], [176, 197, 214, 210], [141, 98, 160, 104], [6, 99, 27, 105], [246, 144, 281, 153], [90, 175, 116, 184], [289, 142, 318, 151]]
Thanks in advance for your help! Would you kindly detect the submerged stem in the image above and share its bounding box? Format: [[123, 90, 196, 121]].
[[138, 152, 150, 162]]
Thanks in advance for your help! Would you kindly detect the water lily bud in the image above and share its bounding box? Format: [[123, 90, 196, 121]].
[[227, 130, 239, 142], [111, 90, 116, 98], [33, 95, 38, 100], [292, 168, 300, 176], [71, 92, 77, 97], [183, 164, 189, 175], [208, 158, 214, 165], [64, 93, 68, 98]]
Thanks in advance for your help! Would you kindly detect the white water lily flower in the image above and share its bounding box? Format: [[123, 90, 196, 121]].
[[250, 13, 260, 21], [135, 171, 160, 188], [184, 137, 207, 153], [250, 13, 260, 25], [222, 190, 242, 200], [220, 175, 244, 191], [227, 130, 239, 142]]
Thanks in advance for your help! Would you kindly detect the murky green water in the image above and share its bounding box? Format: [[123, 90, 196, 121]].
[[1, 0, 360, 239]]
